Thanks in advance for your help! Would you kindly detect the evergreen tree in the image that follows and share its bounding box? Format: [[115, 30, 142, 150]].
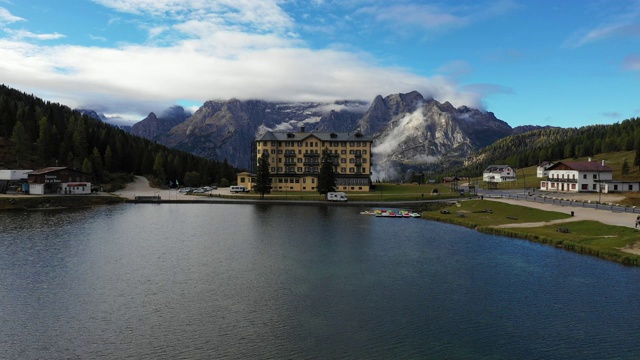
[[104, 146, 114, 173], [317, 149, 336, 196], [622, 158, 630, 176], [72, 118, 88, 160], [254, 151, 272, 199], [37, 116, 53, 165], [153, 153, 166, 185], [81, 157, 93, 175], [91, 147, 104, 182], [11, 121, 29, 166]]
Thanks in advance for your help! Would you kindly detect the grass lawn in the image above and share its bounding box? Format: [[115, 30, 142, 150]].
[[423, 199, 640, 266], [423, 199, 571, 227]]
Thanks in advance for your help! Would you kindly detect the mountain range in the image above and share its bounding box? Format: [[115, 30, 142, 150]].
[[119, 91, 542, 180]]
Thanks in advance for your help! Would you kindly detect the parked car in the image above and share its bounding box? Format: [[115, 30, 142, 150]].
[[230, 186, 250, 193]]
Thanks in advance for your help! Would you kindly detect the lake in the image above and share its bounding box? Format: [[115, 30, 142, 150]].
[[1, 203, 640, 359]]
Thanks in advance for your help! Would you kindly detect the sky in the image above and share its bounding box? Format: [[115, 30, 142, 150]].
[[0, 0, 639, 127]]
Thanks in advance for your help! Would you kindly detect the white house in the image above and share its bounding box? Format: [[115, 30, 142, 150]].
[[536, 161, 554, 178], [483, 165, 516, 183], [539, 160, 612, 193]]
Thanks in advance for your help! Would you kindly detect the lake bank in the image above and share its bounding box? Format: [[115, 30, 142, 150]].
[[423, 199, 640, 266], [0, 194, 125, 211]]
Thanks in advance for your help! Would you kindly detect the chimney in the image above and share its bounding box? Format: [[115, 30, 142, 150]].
[[300, 126, 305, 133]]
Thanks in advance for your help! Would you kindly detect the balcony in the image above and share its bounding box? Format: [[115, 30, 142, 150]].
[[546, 177, 578, 183], [284, 160, 296, 166], [284, 151, 296, 157], [303, 160, 320, 166], [303, 153, 320, 158]]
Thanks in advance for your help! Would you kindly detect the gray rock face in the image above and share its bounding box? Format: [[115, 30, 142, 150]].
[[129, 106, 190, 140], [134, 92, 513, 178]]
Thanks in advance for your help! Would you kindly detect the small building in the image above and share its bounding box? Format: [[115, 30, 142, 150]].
[[483, 165, 516, 183], [601, 181, 640, 194], [536, 161, 554, 178], [27, 167, 92, 195], [0, 169, 32, 193], [539, 160, 612, 193], [237, 171, 253, 189]]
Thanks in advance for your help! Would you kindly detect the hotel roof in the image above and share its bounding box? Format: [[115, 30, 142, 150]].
[[256, 130, 373, 142]]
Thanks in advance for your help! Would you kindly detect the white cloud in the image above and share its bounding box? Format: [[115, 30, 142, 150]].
[[623, 53, 640, 71], [359, 0, 520, 34], [563, 1, 640, 48], [92, 0, 294, 33], [7, 29, 66, 40], [0, 7, 24, 24], [0, 1, 488, 121]]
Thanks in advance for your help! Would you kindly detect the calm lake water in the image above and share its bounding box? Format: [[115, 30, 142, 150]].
[[1, 203, 640, 359]]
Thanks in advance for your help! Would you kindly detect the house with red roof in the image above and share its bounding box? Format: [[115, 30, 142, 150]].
[[540, 160, 614, 193]]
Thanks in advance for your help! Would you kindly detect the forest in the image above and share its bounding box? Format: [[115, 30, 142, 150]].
[[461, 118, 640, 176], [0, 85, 236, 190]]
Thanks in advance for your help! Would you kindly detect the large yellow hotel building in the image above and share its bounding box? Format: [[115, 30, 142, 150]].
[[237, 128, 373, 192]]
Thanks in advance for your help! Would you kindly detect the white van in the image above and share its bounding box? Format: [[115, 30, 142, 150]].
[[230, 185, 250, 193], [327, 192, 348, 202]]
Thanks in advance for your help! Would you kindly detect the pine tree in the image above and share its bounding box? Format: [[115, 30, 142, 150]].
[[254, 151, 272, 199], [11, 121, 29, 166], [622, 158, 630, 176], [153, 153, 166, 185], [317, 149, 336, 196]]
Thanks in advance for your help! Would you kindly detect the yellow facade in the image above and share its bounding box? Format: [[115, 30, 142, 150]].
[[240, 131, 372, 192]]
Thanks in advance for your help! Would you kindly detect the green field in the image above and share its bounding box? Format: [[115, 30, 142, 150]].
[[423, 200, 640, 266]]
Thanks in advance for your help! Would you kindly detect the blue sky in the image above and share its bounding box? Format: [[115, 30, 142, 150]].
[[1, 0, 639, 127]]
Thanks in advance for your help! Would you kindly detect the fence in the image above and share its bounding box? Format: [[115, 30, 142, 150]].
[[486, 193, 640, 214]]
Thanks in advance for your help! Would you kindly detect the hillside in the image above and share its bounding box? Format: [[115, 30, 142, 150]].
[[462, 118, 640, 177], [0, 85, 237, 187]]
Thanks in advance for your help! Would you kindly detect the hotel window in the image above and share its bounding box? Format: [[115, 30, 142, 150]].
[[271, 149, 275, 154], [271, 167, 275, 172], [349, 168, 354, 173], [341, 150, 347, 155], [263, 141, 268, 146], [297, 167, 302, 172], [271, 141, 276, 146], [349, 158, 354, 163], [341, 167, 346, 173], [363, 150, 367, 155], [583, 174, 587, 179]]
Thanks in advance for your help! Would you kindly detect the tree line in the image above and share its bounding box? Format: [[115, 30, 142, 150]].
[[460, 118, 640, 176], [0, 84, 237, 188]]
